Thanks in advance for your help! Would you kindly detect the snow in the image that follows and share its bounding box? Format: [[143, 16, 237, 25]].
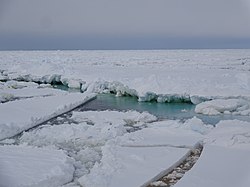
[[175, 145, 250, 187], [181, 117, 213, 135], [0, 87, 66, 102], [195, 98, 250, 116], [0, 80, 65, 103], [1, 50, 250, 104], [175, 120, 250, 187], [1, 50, 250, 187], [205, 120, 250, 148], [0, 145, 74, 187], [18, 110, 157, 179], [0, 92, 96, 140], [78, 119, 204, 187]]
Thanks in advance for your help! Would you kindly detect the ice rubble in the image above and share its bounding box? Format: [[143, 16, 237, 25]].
[[78, 116, 250, 187], [18, 111, 157, 178], [78, 119, 204, 187], [1, 108, 250, 187], [0, 92, 96, 140], [0, 145, 74, 187]]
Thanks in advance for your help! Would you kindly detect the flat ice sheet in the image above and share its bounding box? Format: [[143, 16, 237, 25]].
[[0, 92, 96, 140], [0, 145, 74, 187], [175, 145, 250, 187], [105, 146, 188, 187]]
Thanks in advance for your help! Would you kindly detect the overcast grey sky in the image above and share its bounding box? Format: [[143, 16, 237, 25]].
[[1, 0, 250, 50]]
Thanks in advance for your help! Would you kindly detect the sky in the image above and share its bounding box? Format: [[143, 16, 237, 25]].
[[0, 0, 250, 50]]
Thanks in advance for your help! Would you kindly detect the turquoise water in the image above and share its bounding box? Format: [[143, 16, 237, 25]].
[[78, 94, 250, 125], [80, 94, 195, 120], [51, 82, 250, 125]]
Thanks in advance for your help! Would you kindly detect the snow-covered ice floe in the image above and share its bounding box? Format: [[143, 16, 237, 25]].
[[0, 145, 74, 187], [195, 98, 250, 116], [175, 120, 250, 187], [175, 145, 250, 187], [0, 92, 96, 140], [0, 80, 65, 103]]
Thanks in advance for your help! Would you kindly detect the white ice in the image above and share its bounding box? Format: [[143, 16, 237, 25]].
[[18, 110, 157, 179], [0, 80, 65, 103], [78, 119, 204, 187], [0, 145, 74, 187], [175, 145, 250, 187], [175, 119, 250, 187], [1, 50, 250, 105], [195, 98, 250, 116], [0, 92, 96, 140], [1, 50, 250, 187]]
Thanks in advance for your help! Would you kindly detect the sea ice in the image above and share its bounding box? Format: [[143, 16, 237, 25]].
[[1, 50, 250, 187], [175, 145, 250, 187], [79, 119, 204, 187], [1, 50, 250, 103], [175, 120, 250, 187], [195, 98, 250, 116], [0, 92, 96, 140], [18, 110, 158, 179], [0, 145, 74, 187]]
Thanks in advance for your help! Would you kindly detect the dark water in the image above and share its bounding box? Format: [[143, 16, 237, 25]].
[[78, 94, 250, 125]]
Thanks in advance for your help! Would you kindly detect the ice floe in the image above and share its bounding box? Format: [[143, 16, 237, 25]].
[[0, 93, 96, 140], [195, 98, 250, 116], [0, 145, 74, 187], [175, 119, 250, 187], [175, 145, 250, 187]]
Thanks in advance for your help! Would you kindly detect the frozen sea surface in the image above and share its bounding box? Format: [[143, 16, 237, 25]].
[[1, 50, 250, 187]]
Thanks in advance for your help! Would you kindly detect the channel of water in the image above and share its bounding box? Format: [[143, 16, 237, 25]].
[[78, 94, 250, 125], [50, 83, 250, 125]]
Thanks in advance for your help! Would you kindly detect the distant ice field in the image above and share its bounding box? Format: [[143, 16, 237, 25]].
[[1, 49, 250, 101], [2, 49, 250, 116]]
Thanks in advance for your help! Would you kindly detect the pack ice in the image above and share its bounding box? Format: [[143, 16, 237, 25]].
[[1, 50, 250, 187]]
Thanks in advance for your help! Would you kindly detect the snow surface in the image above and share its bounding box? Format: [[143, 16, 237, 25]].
[[0, 86, 66, 103], [0, 145, 74, 187], [78, 119, 203, 187], [1, 50, 250, 105], [18, 111, 157, 178], [1, 50, 250, 187], [175, 145, 250, 187], [195, 98, 250, 116], [0, 92, 96, 140], [175, 119, 250, 187]]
